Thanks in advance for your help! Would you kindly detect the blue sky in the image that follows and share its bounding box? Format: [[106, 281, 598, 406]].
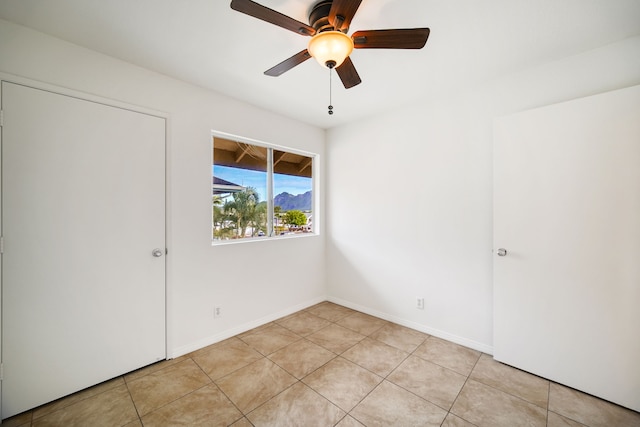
[[213, 165, 311, 202]]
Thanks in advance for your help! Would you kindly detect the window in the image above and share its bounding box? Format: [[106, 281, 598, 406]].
[[212, 133, 314, 242]]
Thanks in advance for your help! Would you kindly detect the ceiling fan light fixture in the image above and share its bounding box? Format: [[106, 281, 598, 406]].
[[307, 31, 354, 69]]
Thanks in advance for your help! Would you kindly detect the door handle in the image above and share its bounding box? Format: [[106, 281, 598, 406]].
[[152, 248, 164, 257], [497, 248, 508, 257]]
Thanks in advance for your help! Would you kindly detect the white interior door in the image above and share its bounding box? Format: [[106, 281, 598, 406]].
[[1, 82, 166, 418], [493, 85, 640, 411]]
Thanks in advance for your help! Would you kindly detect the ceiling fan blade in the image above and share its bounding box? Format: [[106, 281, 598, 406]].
[[264, 50, 312, 77], [328, 0, 363, 32], [335, 57, 361, 89], [230, 0, 316, 36], [352, 28, 430, 49]]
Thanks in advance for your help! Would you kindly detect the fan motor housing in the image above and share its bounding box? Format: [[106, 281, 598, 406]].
[[309, 0, 334, 32]]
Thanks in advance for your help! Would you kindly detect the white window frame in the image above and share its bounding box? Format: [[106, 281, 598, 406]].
[[211, 130, 317, 245]]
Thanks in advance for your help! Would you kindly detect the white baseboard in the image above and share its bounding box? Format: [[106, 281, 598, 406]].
[[327, 296, 494, 355], [168, 295, 493, 358], [168, 295, 326, 358]]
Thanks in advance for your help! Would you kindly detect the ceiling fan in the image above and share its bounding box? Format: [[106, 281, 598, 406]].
[[230, 0, 430, 89]]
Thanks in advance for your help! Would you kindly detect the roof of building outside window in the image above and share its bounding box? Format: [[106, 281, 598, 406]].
[[212, 176, 244, 195]]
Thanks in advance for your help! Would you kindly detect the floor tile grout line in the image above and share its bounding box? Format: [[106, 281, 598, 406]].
[[441, 413, 481, 427], [461, 375, 556, 423], [207, 349, 268, 422], [122, 374, 144, 424], [299, 370, 367, 417], [378, 338, 415, 381], [545, 387, 624, 427], [13, 302, 637, 425], [210, 333, 341, 419], [465, 368, 551, 412], [27, 375, 128, 424], [229, 312, 359, 397], [381, 377, 458, 416], [123, 356, 187, 385], [406, 350, 477, 378], [266, 338, 340, 381], [263, 309, 395, 420], [0, 304, 349, 423], [231, 306, 638, 426], [549, 382, 640, 425], [546, 379, 551, 427], [191, 346, 263, 385], [442, 350, 482, 426], [340, 341, 412, 380], [309, 325, 424, 424], [243, 378, 344, 425], [262, 312, 445, 419], [205, 368, 250, 426], [153, 358, 240, 417], [131, 359, 216, 421], [344, 380, 384, 426], [409, 335, 484, 377], [546, 409, 590, 427], [364, 332, 475, 416]]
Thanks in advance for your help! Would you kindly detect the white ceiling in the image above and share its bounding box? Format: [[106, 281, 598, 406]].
[[1, 0, 639, 129]]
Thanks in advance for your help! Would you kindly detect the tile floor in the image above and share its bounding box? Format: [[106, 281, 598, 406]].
[[4, 302, 640, 427]]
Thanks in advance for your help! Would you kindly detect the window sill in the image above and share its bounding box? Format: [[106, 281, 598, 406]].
[[211, 232, 318, 246]]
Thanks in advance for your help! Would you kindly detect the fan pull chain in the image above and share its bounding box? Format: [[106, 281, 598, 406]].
[[328, 67, 334, 115]]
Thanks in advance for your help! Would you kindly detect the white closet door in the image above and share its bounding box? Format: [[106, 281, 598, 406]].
[[1, 82, 166, 418], [493, 85, 640, 411]]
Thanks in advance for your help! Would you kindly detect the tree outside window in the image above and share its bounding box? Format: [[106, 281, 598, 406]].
[[212, 134, 314, 242]]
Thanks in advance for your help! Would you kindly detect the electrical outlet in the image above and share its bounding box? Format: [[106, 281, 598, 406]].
[[214, 306, 222, 318], [416, 298, 425, 310]]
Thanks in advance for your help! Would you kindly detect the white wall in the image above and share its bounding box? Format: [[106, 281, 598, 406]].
[[3, 16, 639, 359], [326, 36, 640, 353], [0, 19, 327, 357]]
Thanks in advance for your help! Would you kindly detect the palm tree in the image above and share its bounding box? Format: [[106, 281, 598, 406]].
[[252, 202, 268, 236], [212, 195, 236, 239], [223, 187, 260, 238]]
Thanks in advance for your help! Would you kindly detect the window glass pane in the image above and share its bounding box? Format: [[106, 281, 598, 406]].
[[213, 138, 267, 240], [212, 135, 315, 243], [273, 150, 313, 236]]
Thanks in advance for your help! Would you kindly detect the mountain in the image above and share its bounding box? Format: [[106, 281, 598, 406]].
[[274, 191, 312, 211]]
